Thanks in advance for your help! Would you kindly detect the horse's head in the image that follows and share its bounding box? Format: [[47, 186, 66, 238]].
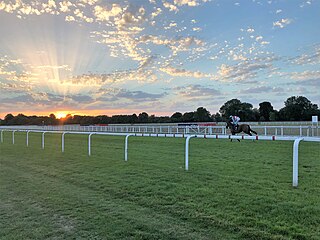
[[226, 120, 232, 129]]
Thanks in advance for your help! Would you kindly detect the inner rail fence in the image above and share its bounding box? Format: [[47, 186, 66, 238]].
[[0, 124, 319, 137], [1, 129, 319, 188]]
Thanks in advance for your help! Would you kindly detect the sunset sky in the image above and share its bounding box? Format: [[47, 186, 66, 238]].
[[0, 0, 319, 119]]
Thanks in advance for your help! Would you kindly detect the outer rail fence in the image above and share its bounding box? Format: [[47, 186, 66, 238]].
[[1, 129, 319, 188], [0, 124, 319, 137]]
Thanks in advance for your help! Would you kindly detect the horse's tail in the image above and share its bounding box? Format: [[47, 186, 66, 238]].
[[249, 126, 257, 135]]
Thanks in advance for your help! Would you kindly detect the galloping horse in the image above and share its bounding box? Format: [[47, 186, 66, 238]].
[[226, 121, 257, 141]]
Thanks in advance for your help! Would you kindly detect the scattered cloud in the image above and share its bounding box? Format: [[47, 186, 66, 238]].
[[160, 66, 213, 78], [289, 46, 320, 65], [0, 0, 318, 116], [239, 86, 284, 94], [288, 78, 320, 86], [174, 84, 221, 98], [287, 70, 320, 80], [217, 56, 276, 82], [273, 18, 292, 28]]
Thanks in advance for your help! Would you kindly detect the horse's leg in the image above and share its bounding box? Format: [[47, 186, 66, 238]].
[[232, 132, 240, 142], [230, 132, 235, 142], [249, 127, 257, 135]]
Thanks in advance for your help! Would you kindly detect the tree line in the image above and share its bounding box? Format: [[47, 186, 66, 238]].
[[1, 96, 319, 126]]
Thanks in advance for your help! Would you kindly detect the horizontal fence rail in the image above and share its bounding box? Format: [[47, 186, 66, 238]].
[[0, 124, 319, 137], [1, 129, 319, 188]]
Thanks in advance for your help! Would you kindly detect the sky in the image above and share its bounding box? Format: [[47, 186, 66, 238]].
[[0, 0, 319, 119]]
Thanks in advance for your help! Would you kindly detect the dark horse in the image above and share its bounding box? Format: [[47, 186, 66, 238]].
[[226, 121, 258, 141]]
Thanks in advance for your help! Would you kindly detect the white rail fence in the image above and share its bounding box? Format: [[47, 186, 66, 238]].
[[0, 124, 319, 137], [1, 129, 319, 188]]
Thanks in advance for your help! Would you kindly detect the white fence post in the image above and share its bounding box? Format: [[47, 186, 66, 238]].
[[88, 133, 95, 156], [62, 132, 68, 152], [125, 134, 134, 161], [185, 135, 196, 171], [293, 138, 304, 187], [42, 132, 47, 149], [27, 130, 31, 146], [12, 130, 17, 144]]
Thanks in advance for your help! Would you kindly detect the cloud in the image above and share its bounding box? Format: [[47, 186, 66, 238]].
[[0, 94, 35, 104], [273, 70, 320, 88], [163, 2, 178, 12], [273, 18, 292, 28], [288, 78, 320, 86], [0, 55, 36, 83], [239, 86, 284, 94], [160, 66, 212, 78], [162, 0, 207, 12], [300, 0, 314, 8], [115, 89, 167, 101], [289, 46, 320, 65], [174, 84, 221, 98], [59, 1, 73, 13], [174, 0, 199, 7], [255, 36, 263, 41], [217, 57, 276, 82], [0, 81, 32, 94], [94, 4, 123, 21], [97, 88, 167, 102], [287, 70, 320, 80], [67, 67, 158, 85]]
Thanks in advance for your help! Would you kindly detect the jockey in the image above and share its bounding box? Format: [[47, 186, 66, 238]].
[[229, 115, 240, 131]]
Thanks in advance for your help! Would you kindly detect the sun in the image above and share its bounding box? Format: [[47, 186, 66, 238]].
[[55, 111, 68, 119]]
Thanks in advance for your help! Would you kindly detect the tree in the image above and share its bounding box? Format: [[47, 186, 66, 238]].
[[182, 112, 195, 122], [14, 114, 29, 125], [194, 107, 211, 122], [269, 110, 278, 121], [128, 114, 138, 124], [259, 101, 274, 121], [212, 112, 222, 122], [49, 113, 56, 119], [279, 96, 319, 121], [138, 112, 149, 123], [4, 113, 14, 125], [219, 99, 254, 121], [170, 112, 182, 122], [219, 99, 242, 118], [238, 102, 254, 121]]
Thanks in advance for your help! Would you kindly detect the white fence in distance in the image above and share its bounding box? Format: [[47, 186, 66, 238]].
[[1, 129, 319, 188], [0, 124, 319, 137]]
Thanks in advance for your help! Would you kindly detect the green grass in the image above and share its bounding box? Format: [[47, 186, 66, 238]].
[[0, 131, 319, 240]]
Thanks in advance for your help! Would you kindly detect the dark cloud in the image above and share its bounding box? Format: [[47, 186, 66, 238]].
[[0, 94, 35, 103], [68, 94, 94, 103]]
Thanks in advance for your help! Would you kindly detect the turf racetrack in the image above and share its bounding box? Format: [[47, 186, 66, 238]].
[[1, 132, 319, 239]]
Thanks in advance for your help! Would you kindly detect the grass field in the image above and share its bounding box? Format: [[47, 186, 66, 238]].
[[0, 131, 319, 240]]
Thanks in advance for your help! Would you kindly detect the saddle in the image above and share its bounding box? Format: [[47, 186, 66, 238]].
[[232, 124, 238, 131]]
